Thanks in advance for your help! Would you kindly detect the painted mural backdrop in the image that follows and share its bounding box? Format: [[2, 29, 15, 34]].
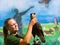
[[0, 0, 60, 45]]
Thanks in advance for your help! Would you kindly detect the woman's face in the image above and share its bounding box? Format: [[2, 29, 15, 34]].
[[8, 19, 19, 32]]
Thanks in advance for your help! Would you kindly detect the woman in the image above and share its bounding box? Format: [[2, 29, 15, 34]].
[[3, 18, 36, 45]]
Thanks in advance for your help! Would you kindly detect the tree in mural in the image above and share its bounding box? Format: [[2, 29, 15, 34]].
[[39, 0, 51, 8], [13, 6, 34, 34], [54, 17, 59, 30], [54, 17, 58, 25]]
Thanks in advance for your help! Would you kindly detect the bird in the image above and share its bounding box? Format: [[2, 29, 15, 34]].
[[39, 0, 51, 8], [30, 13, 45, 43], [32, 22, 45, 43]]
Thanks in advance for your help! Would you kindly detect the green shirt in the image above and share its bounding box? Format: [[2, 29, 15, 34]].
[[6, 34, 24, 45]]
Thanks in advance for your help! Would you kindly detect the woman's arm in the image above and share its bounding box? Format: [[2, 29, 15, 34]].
[[19, 18, 37, 45]]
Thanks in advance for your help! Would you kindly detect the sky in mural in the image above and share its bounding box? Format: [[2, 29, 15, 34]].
[[0, 0, 60, 26]]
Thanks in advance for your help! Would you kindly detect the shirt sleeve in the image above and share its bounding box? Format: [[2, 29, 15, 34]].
[[7, 35, 20, 45]]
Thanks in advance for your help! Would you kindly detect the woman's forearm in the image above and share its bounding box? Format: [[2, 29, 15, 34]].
[[23, 23, 33, 43], [19, 18, 36, 45]]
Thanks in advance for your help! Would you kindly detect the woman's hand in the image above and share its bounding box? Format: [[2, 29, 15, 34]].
[[30, 18, 37, 26]]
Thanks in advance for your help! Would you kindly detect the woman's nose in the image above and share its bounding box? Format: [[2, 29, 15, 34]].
[[15, 24, 18, 27]]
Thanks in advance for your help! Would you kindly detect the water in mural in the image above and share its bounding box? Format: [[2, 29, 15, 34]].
[[0, 0, 60, 45]]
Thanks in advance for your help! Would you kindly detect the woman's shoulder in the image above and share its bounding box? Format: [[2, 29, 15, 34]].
[[6, 34, 20, 45]]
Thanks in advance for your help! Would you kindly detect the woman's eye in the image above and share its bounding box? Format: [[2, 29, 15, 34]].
[[10, 24, 14, 26], [11, 25, 13, 26]]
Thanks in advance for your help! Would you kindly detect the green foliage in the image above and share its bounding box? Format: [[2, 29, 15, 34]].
[[0, 23, 60, 45]]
